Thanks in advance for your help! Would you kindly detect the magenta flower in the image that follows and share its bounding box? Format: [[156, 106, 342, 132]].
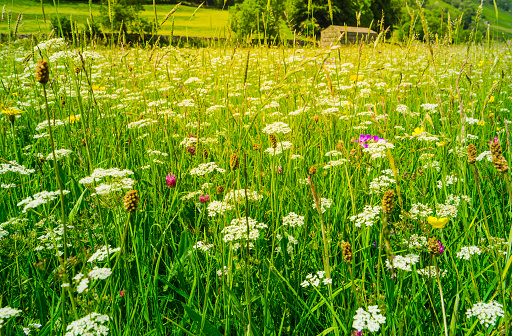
[[166, 174, 176, 188], [355, 134, 386, 148], [199, 194, 210, 203], [438, 241, 445, 254], [490, 137, 499, 144]]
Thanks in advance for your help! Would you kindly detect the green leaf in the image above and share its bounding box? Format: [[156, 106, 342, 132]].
[[182, 304, 223, 336]]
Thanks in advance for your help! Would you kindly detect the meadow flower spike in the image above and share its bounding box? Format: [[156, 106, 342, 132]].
[[490, 139, 509, 173], [467, 144, 477, 164], [166, 173, 176, 188], [199, 194, 210, 203], [382, 190, 394, 214], [230, 153, 240, 170], [36, 59, 50, 84], [124, 190, 139, 213], [341, 241, 353, 263]]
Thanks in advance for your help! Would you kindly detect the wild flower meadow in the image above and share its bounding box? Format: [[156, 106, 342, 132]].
[[1, 35, 512, 335]]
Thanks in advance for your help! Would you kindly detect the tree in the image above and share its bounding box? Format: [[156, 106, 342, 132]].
[[99, 0, 152, 34], [229, 0, 285, 40]]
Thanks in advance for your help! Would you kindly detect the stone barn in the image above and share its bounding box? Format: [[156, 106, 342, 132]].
[[320, 25, 378, 47]]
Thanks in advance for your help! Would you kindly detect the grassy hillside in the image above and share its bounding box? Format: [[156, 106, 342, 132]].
[[0, 0, 230, 37]]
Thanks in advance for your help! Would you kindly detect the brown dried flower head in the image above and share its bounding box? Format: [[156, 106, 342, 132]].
[[36, 59, 50, 84], [382, 190, 395, 214], [230, 152, 240, 170], [309, 165, 317, 175], [467, 144, 477, 164], [428, 237, 440, 255], [269, 134, 277, 148], [341, 241, 353, 263], [124, 190, 139, 213]]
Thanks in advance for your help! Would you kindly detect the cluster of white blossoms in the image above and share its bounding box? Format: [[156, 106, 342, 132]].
[[437, 174, 462, 189], [264, 141, 293, 156], [79, 168, 135, 196], [312, 198, 333, 213], [350, 205, 381, 227], [0, 306, 22, 328], [17, 190, 70, 213], [421, 103, 438, 112], [88, 267, 113, 280], [261, 122, 292, 134], [300, 271, 332, 288], [216, 266, 229, 277], [206, 201, 233, 217], [476, 151, 492, 162], [403, 234, 428, 250], [323, 158, 348, 169], [88, 245, 121, 263], [416, 266, 448, 278], [65, 313, 110, 336], [369, 174, 396, 194], [34, 37, 65, 51], [127, 118, 158, 129], [407, 203, 433, 220], [436, 194, 470, 218], [386, 254, 420, 272], [352, 305, 386, 333], [456, 246, 482, 260], [46, 148, 73, 161], [189, 162, 226, 176], [0, 161, 35, 175], [35, 119, 66, 132], [282, 212, 305, 227], [221, 217, 267, 247], [466, 301, 504, 328], [275, 233, 298, 255], [223, 189, 263, 203], [147, 149, 168, 157], [363, 140, 394, 160], [193, 241, 214, 254]]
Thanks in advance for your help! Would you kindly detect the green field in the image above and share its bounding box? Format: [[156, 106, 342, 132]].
[[0, 0, 230, 37]]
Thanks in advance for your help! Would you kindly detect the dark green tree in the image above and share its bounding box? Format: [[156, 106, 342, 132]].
[[229, 0, 285, 40], [99, 0, 152, 34]]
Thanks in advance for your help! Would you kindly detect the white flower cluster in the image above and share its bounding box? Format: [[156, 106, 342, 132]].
[[386, 254, 420, 272], [324, 150, 343, 157], [147, 149, 168, 157], [127, 118, 158, 129], [0, 306, 22, 328], [300, 271, 332, 288], [261, 122, 292, 134], [275, 232, 298, 255], [407, 203, 433, 220], [456, 246, 482, 260], [463, 117, 481, 125], [216, 266, 229, 276], [416, 266, 447, 278], [352, 305, 386, 333], [35, 119, 66, 132], [369, 174, 395, 194], [0, 161, 35, 175], [65, 313, 109, 336], [437, 174, 462, 189], [221, 217, 267, 247], [207, 201, 233, 217], [363, 140, 394, 160], [476, 151, 492, 162], [46, 148, 73, 161], [223, 189, 263, 203], [190, 162, 226, 176], [17, 190, 70, 213], [436, 194, 470, 218], [403, 234, 428, 250], [421, 103, 438, 112], [88, 245, 121, 263], [79, 168, 135, 196], [323, 158, 348, 169], [88, 267, 112, 280], [350, 205, 381, 227], [34, 37, 65, 51], [193, 241, 214, 254], [282, 212, 305, 227], [311, 198, 333, 213], [466, 301, 504, 328], [264, 141, 293, 156]]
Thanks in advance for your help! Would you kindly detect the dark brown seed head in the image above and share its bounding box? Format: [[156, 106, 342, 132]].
[[428, 237, 440, 255], [36, 59, 50, 84], [382, 190, 395, 214], [124, 190, 139, 213], [202, 148, 209, 159], [309, 165, 317, 175], [467, 144, 477, 164], [253, 143, 261, 151], [341, 241, 353, 263], [230, 153, 240, 170], [269, 134, 277, 148]]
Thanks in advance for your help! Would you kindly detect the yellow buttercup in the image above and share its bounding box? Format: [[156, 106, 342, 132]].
[[428, 216, 449, 229], [412, 127, 425, 136]]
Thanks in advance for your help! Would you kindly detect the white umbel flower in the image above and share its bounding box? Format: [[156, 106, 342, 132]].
[[352, 305, 386, 333], [261, 122, 292, 134], [0, 306, 22, 328], [456, 246, 482, 260], [65, 313, 110, 336], [466, 301, 504, 328]]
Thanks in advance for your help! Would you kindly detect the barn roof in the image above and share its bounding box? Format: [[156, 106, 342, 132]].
[[323, 25, 377, 34]]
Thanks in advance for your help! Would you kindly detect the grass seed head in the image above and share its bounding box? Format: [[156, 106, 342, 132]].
[[382, 190, 395, 214], [230, 152, 240, 170], [428, 237, 440, 255], [36, 59, 50, 84], [341, 241, 353, 263], [309, 165, 317, 175], [467, 144, 477, 164], [269, 134, 277, 148], [124, 190, 139, 213]]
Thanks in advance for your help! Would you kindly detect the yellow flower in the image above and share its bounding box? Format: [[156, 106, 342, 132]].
[[1, 107, 23, 116], [477, 120, 485, 126], [488, 96, 495, 103], [65, 115, 81, 123], [436, 141, 446, 147], [428, 216, 449, 229], [412, 127, 425, 136], [349, 74, 362, 81], [91, 84, 105, 91]]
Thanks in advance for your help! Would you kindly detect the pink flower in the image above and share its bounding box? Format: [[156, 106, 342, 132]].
[[438, 241, 445, 254], [199, 194, 210, 203], [166, 174, 176, 188], [119, 289, 125, 297]]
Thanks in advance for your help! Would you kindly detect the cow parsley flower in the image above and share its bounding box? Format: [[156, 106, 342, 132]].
[[17, 190, 70, 213], [363, 140, 394, 160], [224, 189, 263, 203], [207, 201, 233, 217], [312, 198, 333, 213], [456, 246, 482, 260], [282, 212, 305, 227], [189, 162, 226, 176], [300, 271, 332, 288], [221, 217, 267, 247], [88, 267, 112, 280], [466, 301, 504, 328], [352, 305, 386, 333], [386, 254, 420, 271], [88, 245, 121, 263], [0, 306, 22, 329], [65, 313, 109, 336], [261, 122, 292, 134], [350, 205, 381, 227]]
